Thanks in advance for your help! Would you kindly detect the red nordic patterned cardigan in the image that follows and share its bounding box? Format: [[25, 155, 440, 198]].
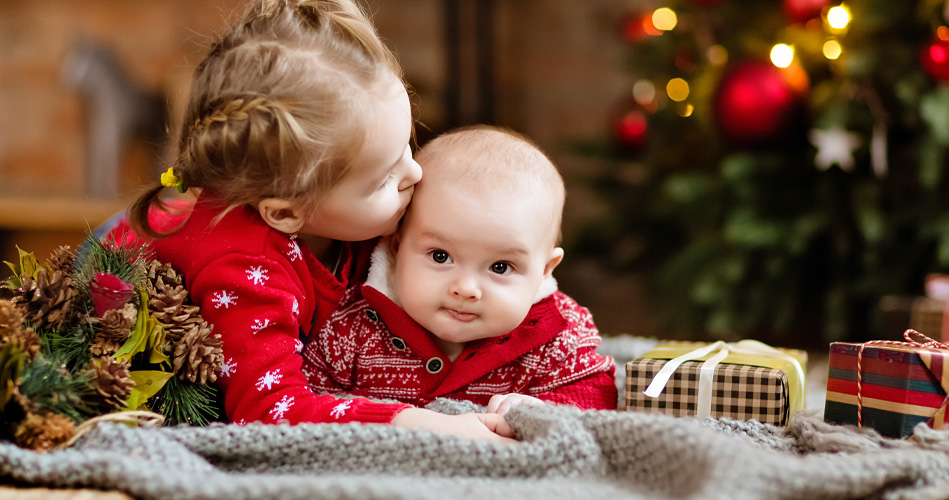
[[108, 193, 410, 425], [302, 243, 618, 410]]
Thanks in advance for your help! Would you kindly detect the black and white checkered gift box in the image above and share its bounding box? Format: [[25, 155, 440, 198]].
[[625, 357, 794, 425]]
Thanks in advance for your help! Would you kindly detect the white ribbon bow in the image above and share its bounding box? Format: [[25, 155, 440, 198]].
[[642, 339, 806, 419]]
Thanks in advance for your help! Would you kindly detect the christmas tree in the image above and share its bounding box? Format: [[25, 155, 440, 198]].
[[574, 0, 949, 345]]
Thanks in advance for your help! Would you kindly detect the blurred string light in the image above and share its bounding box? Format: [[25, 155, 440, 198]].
[[707, 44, 728, 66], [678, 103, 694, 118], [770, 44, 794, 68], [826, 4, 851, 32], [666, 78, 689, 102], [652, 7, 677, 31], [823, 39, 842, 60], [633, 79, 657, 107], [938, 26, 949, 41]]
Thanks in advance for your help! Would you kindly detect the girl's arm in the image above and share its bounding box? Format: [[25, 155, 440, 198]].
[[191, 253, 410, 425]]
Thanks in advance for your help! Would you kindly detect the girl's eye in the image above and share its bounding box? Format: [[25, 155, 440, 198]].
[[379, 173, 395, 189], [430, 250, 450, 264], [490, 262, 512, 275]]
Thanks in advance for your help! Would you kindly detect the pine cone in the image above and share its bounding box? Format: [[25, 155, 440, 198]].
[[0, 300, 40, 361], [13, 268, 78, 330], [145, 260, 204, 345], [173, 323, 223, 384], [89, 303, 137, 356], [145, 260, 184, 292], [46, 245, 75, 275], [14, 412, 75, 451], [89, 356, 135, 410]]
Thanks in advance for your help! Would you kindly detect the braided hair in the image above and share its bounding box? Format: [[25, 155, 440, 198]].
[[130, 0, 403, 238]]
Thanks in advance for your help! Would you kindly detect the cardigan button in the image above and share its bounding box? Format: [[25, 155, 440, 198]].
[[391, 336, 406, 350], [365, 308, 380, 322], [425, 357, 443, 374]]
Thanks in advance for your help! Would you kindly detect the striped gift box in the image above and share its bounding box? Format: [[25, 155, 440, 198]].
[[824, 336, 949, 439], [625, 341, 807, 426]]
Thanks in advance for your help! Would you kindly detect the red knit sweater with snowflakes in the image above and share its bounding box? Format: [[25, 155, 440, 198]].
[[302, 244, 618, 410], [108, 193, 410, 425]]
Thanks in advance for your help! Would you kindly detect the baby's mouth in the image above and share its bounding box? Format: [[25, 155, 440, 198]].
[[445, 308, 477, 322]]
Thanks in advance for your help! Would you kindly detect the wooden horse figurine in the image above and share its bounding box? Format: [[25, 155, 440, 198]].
[[61, 39, 169, 198]]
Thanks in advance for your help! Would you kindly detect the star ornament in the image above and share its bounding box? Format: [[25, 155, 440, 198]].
[[809, 127, 861, 172]]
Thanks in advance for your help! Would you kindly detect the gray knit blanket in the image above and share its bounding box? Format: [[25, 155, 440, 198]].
[[3, 402, 949, 500], [4, 335, 949, 499]]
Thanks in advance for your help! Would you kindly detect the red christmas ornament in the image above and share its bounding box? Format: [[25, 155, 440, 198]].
[[783, 0, 829, 24], [921, 35, 949, 81], [614, 108, 649, 151], [713, 60, 808, 145]]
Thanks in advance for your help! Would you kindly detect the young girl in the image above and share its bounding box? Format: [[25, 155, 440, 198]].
[[110, 0, 514, 442]]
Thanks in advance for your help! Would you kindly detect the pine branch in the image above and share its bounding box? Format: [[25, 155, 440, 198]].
[[72, 233, 149, 294], [18, 357, 96, 423], [149, 375, 221, 427], [39, 316, 94, 372]]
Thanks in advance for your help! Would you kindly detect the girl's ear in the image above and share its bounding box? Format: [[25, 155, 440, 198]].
[[544, 247, 565, 278], [257, 198, 305, 234]]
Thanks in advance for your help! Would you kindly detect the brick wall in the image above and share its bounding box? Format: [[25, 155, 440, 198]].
[[0, 0, 654, 336]]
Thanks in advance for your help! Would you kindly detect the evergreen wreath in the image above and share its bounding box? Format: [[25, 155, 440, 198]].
[[0, 234, 223, 451]]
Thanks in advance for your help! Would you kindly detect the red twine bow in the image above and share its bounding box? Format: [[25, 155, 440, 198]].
[[856, 329, 949, 428]]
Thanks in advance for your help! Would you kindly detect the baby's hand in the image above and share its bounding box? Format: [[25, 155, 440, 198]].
[[486, 393, 545, 416], [391, 407, 517, 443]]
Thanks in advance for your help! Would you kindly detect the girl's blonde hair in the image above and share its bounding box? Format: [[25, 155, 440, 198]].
[[130, 0, 403, 238]]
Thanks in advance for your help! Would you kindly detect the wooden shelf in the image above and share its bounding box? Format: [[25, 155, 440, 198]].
[[0, 196, 129, 231]]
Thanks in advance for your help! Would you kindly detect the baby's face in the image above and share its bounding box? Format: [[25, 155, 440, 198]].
[[395, 178, 560, 344]]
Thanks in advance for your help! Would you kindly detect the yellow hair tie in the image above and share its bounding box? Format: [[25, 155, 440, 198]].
[[160, 168, 187, 193]]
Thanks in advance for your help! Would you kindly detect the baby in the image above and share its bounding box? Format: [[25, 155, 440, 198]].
[[304, 125, 617, 413]]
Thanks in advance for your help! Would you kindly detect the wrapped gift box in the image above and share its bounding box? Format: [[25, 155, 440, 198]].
[[824, 336, 949, 439], [625, 340, 807, 426]]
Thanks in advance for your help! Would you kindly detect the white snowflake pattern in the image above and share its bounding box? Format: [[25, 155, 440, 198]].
[[269, 395, 295, 420], [235, 419, 247, 426], [294, 339, 303, 353], [250, 318, 272, 335], [287, 240, 303, 262], [255, 369, 283, 391], [212, 290, 238, 309], [245, 265, 270, 286], [292, 298, 300, 317], [330, 400, 353, 419], [219, 358, 236, 378]]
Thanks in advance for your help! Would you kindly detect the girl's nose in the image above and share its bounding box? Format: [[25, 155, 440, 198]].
[[398, 157, 423, 191]]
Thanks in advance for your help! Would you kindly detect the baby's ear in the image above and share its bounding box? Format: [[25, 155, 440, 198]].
[[544, 247, 564, 278], [257, 198, 304, 234]]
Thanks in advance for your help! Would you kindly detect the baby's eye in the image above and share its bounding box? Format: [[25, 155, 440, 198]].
[[430, 250, 450, 264], [490, 262, 512, 275]]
